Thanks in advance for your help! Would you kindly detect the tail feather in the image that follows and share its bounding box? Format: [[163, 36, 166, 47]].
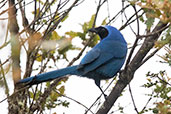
[[17, 65, 79, 85]]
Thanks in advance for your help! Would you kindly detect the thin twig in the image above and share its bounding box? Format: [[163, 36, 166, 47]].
[[54, 89, 95, 114], [125, 5, 141, 67], [156, 75, 171, 86], [107, 5, 130, 25], [68, 0, 103, 67], [0, 85, 30, 103], [140, 91, 154, 113], [85, 77, 117, 114], [137, 24, 170, 39], [119, 8, 143, 31], [128, 84, 139, 114], [28, 84, 39, 113], [0, 60, 9, 96], [123, 4, 136, 35], [139, 48, 160, 67]]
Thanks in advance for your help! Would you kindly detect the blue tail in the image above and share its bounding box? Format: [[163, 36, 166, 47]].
[[18, 65, 79, 85]]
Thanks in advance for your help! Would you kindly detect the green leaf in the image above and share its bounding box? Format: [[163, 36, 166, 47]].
[[50, 91, 58, 101], [66, 31, 77, 38], [77, 32, 86, 40], [36, 0, 44, 5], [139, 16, 145, 22], [61, 15, 69, 22], [82, 22, 88, 33], [145, 17, 155, 30], [62, 100, 70, 107], [101, 18, 107, 25], [51, 31, 60, 40], [29, 91, 34, 98], [153, 108, 159, 113], [36, 53, 43, 62], [88, 35, 99, 47], [58, 86, 65, 95], [88, 14, 95, 28], [46, 82, 50, 87]]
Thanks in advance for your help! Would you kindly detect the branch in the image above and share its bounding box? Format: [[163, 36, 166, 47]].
[[125, 5, 141, 67], [140, 91, 154, 113], [29, 1, 80, 112], [30, 0, 106, 112], [107, 4, 130, 25], [128, 84, 139, 114], [18, 0, 33, 34], [119, 8, 143, 31], [96, 21, 168, 114], [85, 77, 116, 114], [68, 0, 104, 66], [54, 89, 95, 114], [0, 60, 9, 96], [43, 0, 79, 38], [8, 0, 21, 84]]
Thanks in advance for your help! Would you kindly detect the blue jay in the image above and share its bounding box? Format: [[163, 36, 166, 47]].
[[17, 25, 127, 97]]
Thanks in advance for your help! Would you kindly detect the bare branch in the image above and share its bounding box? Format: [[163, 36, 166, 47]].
[[125, 5, 141, 67], [54, 89, 95, 114], [0, 60, 9, 96], [68, 0, 105, 66], [128, 84, 139, 114], [28, 1, 81, 112], [96, 21, 168, 114], [140, 91, 154, 113]]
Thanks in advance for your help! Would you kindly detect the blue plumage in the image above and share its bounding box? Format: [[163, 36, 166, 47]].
[[17, 25, 127, 97]]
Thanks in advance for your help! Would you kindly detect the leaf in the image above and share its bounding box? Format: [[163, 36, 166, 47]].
[[101, 18, 107, 25], [139, 16, 145, 22], [50, 91, 58, 101], [65, 31, 77, 38], [29, 91, 34, 98], [77, 32, 86, 40], [88, 14, 95, 28], [82, 22, 88, 33], [51, 31, 60, 40], [58, 86, 65, 95], [62, 100, 70, 107], [145, 17, 155, 30], [36, 0, 44, 5], [137, 0, 171, 22], [31, 8, 41, 18], [88, 35, 99, 47], [61, 14, 69, 22], [36, 53, 43, 62], [46, 82, 50, 87]]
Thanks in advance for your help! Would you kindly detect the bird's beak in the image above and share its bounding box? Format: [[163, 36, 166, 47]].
[[88, 28, 98, 33]]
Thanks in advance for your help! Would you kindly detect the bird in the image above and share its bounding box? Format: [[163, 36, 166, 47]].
[[17, 25, 127, 98]]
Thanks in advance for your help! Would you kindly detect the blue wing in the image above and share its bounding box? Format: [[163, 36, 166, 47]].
[[77, 48, 100, 69], [77, 39, 127, 74]]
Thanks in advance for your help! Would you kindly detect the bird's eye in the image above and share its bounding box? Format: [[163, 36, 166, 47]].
[[98, 27, 108, 40], [100, 28, 107, 33]]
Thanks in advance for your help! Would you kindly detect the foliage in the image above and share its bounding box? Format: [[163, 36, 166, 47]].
[[23, 12, 107, 112], [142, 71, 171, 114], [0, 0, 170, 114], [157, 46, 171, 66], [136, 0, 171, 23]]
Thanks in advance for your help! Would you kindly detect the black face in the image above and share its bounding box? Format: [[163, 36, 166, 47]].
[[89, 26, 109, 40]]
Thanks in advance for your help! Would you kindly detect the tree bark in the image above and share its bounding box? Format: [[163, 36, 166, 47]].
[[96, 21, 168, 114], [8, 0, 21, 85], [8, 0, 23, 114]]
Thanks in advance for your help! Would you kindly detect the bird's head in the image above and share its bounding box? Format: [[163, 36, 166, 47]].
[[89, 26, 108, 40], [89, 25, 127, 44]]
